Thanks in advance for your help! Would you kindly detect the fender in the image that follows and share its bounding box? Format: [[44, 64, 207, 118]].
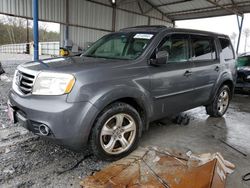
[[89, 85, 154, 132], [208, 70, 235, 103]]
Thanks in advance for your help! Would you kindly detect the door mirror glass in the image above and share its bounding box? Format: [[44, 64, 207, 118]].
[[150, 50, 169, 65]]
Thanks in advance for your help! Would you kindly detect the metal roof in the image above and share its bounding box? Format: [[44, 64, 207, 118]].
[[145, 0, 250, 20]]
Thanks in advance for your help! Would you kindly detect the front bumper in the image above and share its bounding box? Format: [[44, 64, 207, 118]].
[[8, 89, 99, 151]]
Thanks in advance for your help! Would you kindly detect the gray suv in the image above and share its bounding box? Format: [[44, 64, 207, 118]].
[[8, 26, 237, 160]]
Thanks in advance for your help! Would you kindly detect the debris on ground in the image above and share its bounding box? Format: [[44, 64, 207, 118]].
[[81, 147, 235, 188], [0, 62, 5, 75], [219, 139, 247, 157], [56, 153, 93, 175], [0, 61, 11, 82], [173, 113, 190, 126], [242, 172, 250, 181]]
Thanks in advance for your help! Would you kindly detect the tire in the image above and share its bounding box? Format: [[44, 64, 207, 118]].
[[206, 85, 231, 117], [90, 102, 141, 161]]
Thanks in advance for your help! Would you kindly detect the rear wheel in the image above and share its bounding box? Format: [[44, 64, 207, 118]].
[[90, 102, 141, 161], [206, 85, 231, 117]]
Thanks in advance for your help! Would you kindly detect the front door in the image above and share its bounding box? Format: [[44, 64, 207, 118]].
[[149, 34, 196, 120]]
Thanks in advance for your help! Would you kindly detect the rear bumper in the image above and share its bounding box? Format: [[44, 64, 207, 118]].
[[236, 82, 250, 91], [8, 89, 99, 151]]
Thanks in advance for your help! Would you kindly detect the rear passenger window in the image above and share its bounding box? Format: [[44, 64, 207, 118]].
[[191, 36, 216, 61], [158, 34, 189, 63], [219, 38, 234, 60]]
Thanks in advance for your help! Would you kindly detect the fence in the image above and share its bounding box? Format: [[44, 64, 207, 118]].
[[0, 43, 27, 54], [40, 42, 60, 56], [0, 42, 60, 56]]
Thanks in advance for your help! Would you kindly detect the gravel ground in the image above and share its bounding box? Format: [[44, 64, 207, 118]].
[[0, 53, 108, 188]]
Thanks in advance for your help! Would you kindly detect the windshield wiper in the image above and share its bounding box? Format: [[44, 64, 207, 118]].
[[83, 55, 132, 60], [37, 60, 49, 68]]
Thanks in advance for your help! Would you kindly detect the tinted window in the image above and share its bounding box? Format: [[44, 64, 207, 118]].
[[219, 38, 234, 60], [191, 36, 216, 61], [237, 56, 250, 67], [158, 34, 189, 62], [84, 33, 155, 60]]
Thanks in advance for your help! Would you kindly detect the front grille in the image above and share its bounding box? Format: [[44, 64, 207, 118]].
[[16, 71, 35, 94]]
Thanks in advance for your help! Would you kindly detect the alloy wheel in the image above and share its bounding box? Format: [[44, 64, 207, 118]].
[[217, 89, 229, 114], [100, 113, 136, 155]]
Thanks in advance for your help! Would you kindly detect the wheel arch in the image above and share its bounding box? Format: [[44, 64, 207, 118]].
[[88, 86, 153, 138], [209, 71, 235, 103], [221, 80, 234, 99]]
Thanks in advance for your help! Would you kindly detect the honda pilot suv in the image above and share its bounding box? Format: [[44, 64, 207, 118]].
[[8, 26, 237, 160]]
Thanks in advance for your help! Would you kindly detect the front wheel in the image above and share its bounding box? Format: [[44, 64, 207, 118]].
[[90, 102, 141, 161], [206, 85, 231, 117]]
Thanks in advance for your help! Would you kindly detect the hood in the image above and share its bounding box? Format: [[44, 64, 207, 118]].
[[20, 56, 128, 73]]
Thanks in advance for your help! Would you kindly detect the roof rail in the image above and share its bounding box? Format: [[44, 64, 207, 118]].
[[120, 25, 167, 32]]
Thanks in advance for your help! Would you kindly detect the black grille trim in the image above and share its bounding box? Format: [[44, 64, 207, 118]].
[[17, 71, 35, 94]]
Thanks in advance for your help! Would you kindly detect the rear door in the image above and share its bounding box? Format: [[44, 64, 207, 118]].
[[149, 33, 196, 119], [190, 35, 220, 106]]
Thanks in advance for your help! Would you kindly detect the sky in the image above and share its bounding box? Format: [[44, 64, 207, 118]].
[[176, 14, 250, 54]]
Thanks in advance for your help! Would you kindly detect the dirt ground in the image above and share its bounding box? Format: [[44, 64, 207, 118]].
[[0, 53, 250, 188]]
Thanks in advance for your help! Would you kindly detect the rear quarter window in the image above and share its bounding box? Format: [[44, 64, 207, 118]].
[[219, 38, 235, 60], [191, 35, 216, 61]]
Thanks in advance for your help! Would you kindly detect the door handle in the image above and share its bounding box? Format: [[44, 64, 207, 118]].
[[215, 66, 220, 72], [184, 70, 192, 77]]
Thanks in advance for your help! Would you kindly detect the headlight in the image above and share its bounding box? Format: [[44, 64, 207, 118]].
[[32, 72, 75, 95], [247, 75, 250, 80]]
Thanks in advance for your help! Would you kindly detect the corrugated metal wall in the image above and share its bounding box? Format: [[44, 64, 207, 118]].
[[61, 25, 109, 49], [39, 0, 66, 23], [150, 18, 173, 27], [69, 0, 112, 31], [0, 0, 173, 49], [115, 10, 148, 31], [0, 0, 66, 23], [0, 0, 32, 17]]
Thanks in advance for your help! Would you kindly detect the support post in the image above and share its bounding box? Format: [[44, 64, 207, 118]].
[[65, 0, 69, 47], [32, 0, 39, 60], [26, 19, 30, 54], [236, 14, 244, 55], [112, 3, 116, 31]]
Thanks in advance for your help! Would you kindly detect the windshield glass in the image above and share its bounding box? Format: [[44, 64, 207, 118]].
[[237, 56, 250, 67], [83, 32, 155, 60]]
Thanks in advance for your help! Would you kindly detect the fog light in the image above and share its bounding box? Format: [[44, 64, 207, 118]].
[[39, 124, 50, 136]]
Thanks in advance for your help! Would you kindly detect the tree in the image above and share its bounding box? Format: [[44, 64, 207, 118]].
[[0, 15, 60, 45], [243, 28, 250, 53]]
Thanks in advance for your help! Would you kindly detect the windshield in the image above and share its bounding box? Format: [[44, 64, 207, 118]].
[[83, 32, 155, 60], [237, 56, 250, 67]]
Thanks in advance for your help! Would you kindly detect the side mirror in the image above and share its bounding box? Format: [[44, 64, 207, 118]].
[[150, 50, 169, 66]]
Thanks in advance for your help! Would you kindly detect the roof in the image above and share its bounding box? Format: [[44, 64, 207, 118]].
[[145, 0, 250, 20], [119, 25, 229, 37]]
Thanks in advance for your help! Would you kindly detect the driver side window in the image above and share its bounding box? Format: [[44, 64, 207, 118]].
[[158, 34, 189, 63]]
